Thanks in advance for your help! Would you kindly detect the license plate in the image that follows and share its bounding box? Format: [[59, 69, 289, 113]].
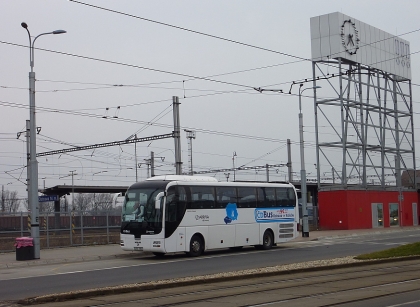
[[134, 247, 143, 251]]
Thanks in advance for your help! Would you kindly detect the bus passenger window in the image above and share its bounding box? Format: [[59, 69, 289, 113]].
[[190, 186, 215, 209], [276, 187, 289, 207], [287, 188, 296, 207], [237, 187, 257, 208], [257, 187, 276, 207], [216, 187, 237, 208]]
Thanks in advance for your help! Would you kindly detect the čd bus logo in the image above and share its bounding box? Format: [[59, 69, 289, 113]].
[[254, 208, 294, 223]]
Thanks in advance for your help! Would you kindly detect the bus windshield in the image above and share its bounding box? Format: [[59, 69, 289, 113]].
[[122, 187, 164, 223]]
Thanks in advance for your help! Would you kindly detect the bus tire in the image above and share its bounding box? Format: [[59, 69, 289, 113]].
[[153, 252, 165, 257], [261, 230, 274, 250], [255, 230, 273, 250], [187, 235, 204, 257]]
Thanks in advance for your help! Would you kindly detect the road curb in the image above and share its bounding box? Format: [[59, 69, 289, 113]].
[[1, 252, 141, 269], [17, 255, 420, 305]]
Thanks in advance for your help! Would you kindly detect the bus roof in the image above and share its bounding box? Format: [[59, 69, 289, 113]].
[[146, 175, 218, 182]]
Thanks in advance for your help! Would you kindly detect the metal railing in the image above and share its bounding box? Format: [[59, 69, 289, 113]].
[[0, 210, 121, 252]]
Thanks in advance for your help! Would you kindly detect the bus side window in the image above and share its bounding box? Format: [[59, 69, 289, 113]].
[[216, 187, 237, 208], [177, 186, 187, 217], [190, 186, 215, 209], [257, 187, 276, 208], [237, 187, 256, 208], [287, 187, 297, 207], [276, 187, 289, 207]]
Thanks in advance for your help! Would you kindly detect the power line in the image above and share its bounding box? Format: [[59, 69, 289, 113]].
[[68, 0, 309, 62], [0, 40, 254, 90]]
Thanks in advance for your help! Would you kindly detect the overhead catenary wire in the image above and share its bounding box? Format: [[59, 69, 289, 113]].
[[0, 40, 255, 90], [68, 0, 309, 62]]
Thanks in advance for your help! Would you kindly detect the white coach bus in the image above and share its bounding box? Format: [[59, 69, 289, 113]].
[[120, 175, 298, 257]]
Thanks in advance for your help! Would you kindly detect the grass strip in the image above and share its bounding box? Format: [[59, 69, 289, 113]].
[[355, 242, 420, 260]]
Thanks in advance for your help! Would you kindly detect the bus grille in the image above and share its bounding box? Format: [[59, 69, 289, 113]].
[[279, 223, 294, 228]]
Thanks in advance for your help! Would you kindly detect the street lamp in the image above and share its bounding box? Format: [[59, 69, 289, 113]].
[[298, 84, 321, 238], [21, 22, 66, 259]]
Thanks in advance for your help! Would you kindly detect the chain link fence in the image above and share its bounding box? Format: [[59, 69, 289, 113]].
[[0, 210, 121, 252]]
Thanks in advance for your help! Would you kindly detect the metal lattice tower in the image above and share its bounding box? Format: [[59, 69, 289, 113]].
[[310, 12, 416, 190], [313, 60, 415, 189]]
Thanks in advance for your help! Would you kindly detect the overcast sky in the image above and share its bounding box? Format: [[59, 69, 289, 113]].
[[1, 0, 419, 200]]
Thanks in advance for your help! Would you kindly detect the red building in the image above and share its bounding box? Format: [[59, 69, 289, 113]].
[[318, 189, 419, 230]]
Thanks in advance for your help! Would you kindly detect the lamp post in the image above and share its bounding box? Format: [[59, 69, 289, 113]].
[[21, 22, 66, 259], [298, 84, 321, 238]]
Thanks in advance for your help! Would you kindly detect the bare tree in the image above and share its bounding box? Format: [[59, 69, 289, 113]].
[[2, 190, 21, 213], [39, 201, 55, 213], [22, 198, 29, 212], [92, 193, 113, 213], [61, 196, 69, 212], [73, 193, 93, 212]]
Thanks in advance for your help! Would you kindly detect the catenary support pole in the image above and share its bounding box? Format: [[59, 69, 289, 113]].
[[287, 139, 292, 182], [173, 96, 182, 175], [151, 151, 155, 177]]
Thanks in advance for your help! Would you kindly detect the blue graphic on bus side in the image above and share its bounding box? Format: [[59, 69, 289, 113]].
[[254, 208, 294, 223], [224, 203, 238, 224]]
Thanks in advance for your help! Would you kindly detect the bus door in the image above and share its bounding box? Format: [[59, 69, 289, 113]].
[[164, 186, 187, 252]]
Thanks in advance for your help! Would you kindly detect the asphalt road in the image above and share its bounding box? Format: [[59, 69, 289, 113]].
[[1, 230, 419, 302], [35, 259, 420, 307]]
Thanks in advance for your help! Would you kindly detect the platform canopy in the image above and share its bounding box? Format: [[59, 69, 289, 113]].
[[40, 185, 128, 198]]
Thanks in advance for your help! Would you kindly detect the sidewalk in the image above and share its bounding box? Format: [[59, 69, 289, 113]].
[[0, 244, 141, 269], [1, 226, 419, 269]]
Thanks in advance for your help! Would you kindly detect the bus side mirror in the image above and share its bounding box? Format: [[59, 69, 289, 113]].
[[155, 192, 165, 210]]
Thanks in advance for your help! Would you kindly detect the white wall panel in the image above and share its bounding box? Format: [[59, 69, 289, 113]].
[[310, 16, 320, 39], [320, 36, 331, 59], [311, 38, 322, 60], [329, 35, 342, 59], [328, 12, 340, 36], [310, 12, 411, 80], [319, 14, 330, 38]]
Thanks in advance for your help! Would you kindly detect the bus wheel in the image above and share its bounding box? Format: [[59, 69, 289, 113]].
[[261, 230, 273, 250], [153, 252, 165, 257], [187, 235, 204, 257]]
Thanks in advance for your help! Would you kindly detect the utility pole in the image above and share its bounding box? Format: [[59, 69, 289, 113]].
[[144, 151, 155, 178], [141, 151, 164, 178], [287, 139, 293, 182], [26, 119, 31, 202], [150, 151, 155, 177], [173, 96, 182, 175], [266, 164, 269, 182], [60, 170, 76, 246], [134, 134, 138, 182], [185, 129, 196, 175], [232, 151, 237, 181], [70, 170, 77, 211], [1, 185, 4, 213]]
